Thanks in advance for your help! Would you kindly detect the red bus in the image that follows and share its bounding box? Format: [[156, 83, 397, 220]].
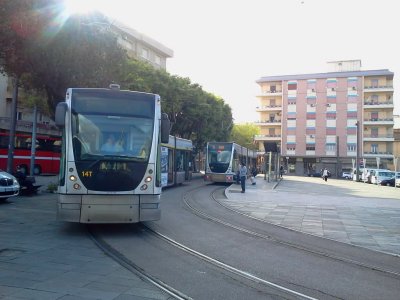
[[0, 132, 61, 175]]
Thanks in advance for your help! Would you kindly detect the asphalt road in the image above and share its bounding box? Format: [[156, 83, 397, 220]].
[[95, 178, 400, 300]]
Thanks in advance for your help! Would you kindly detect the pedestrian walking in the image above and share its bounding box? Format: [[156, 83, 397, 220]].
[[279, 165, 284, 178], [322, 168, 329, 182], [239, 162, 247, 193]]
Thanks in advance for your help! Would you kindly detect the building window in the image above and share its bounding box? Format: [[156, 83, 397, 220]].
[[347, 144, 356, 152], [141, 48, 149, 59], [155, 55, 161, 65], [371, 128, 378, 138], [371, 144, 378, 153], [306, 145, 315, 151], [326, 144, 336, 152], [370, 112, 378, 121], [17, 112, 23, 120], [287, 145, 296, 151], [288, 83, 297, 90]]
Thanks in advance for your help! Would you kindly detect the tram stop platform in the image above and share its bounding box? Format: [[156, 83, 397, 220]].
[[225, 174, 400, 256]]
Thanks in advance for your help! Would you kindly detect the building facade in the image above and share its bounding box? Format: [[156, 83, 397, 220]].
[[112, 20, 173, 70], [254, 61, 395, 176]]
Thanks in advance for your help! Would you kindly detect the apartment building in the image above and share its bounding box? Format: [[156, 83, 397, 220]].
[[254, 60, 395, 176], [112, 20, 173, 70]]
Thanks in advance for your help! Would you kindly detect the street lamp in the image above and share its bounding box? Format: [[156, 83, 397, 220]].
[[355, 121, 360, 181], [286, 156, 289, 171]]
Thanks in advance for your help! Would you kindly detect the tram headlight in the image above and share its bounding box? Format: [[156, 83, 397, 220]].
[[69, 175, 77, 181], [144, 176, 152, 183], [140, 184, 148, 190], [73, 183, 81, 190]]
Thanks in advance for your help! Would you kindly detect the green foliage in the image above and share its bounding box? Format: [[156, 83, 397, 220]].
[[0, 0, 126, 111], [0, 0, 233, 149], [46, 182, 58, 193], [230, 123, 260, 150]]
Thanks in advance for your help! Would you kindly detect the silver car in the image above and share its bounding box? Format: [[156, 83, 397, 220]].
[[0, 169, 20, 200]]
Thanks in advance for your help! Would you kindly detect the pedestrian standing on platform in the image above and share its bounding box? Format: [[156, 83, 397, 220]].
[[239, 162, 247, 193], [322, 168, 329, 182]]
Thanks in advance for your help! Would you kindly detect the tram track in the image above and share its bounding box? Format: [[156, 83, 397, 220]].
[[86, 182, 400, 300], [182, 184, 400, 280], [87, 225, 193, 300]]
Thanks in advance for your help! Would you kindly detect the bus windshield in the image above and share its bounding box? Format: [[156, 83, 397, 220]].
[[207, 143, 232, 173], [71, 90, 155, 162]]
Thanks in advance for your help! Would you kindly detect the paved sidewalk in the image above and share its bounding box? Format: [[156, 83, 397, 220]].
[[0, 180, 170, 300], [224, 175, 400, 256]]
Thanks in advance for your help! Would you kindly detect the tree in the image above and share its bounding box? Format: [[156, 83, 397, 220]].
[[0, 0, 234, 151], [0, 0, 126, 112], [230, 123, 260, 150]]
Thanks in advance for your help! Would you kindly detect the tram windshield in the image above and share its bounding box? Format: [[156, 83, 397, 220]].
[[207, 143, 232, 173], [71, 90, 155, 162]]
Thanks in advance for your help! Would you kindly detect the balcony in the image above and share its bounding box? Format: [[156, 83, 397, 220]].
[[363, 133, 394, 142], [255, 119, 282, 126], [0, 117, 61, 136], [363, 118, 394, 125], [364, 85, 394, 92], [257, 90, 283, 97], [254, 134, 281, 141], [363, 134, 394, 142], [363, 152, 393, 158], [363, 101, 394, 109], [255, 105, 282, 112]]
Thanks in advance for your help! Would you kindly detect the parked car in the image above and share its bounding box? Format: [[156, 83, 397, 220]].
[[380, 177, 395, 187], [0, 169, 20, 200], [396, 173, 400, 187], [380, 172, 400, 187], [370, 169, 394, 185], [341, 171, 352, 179]]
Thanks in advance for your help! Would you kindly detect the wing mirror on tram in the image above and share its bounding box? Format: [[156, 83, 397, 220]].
[[161, 113, 170, 143], [55, 102, 68, 127]]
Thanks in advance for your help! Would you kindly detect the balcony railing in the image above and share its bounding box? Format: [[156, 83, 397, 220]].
[[0, 117, 60, 135], [254, 134, 281, 139], [363, 151, 393, 156], [364, 118, 394, 122], [363, 101, 393, 106], [255, 119, 282, 124], [256, 105, 282, 109], [364, 85, 393, 90], [363, 134, 394, 139]]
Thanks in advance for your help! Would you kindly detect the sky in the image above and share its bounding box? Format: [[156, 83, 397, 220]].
[[67, 0, 400, 124]]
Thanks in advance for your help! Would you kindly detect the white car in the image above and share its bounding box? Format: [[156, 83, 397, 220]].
[[341, 172, 352, 179], [0, 169, 20, 200]]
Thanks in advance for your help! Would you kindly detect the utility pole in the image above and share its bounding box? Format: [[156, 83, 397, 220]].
[[30, 105, 38, 176], [6, 77, 18, 173], [355, 121, 360, 181]]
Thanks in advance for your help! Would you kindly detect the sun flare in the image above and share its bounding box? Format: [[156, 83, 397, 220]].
[[64, 0, 98, 15]]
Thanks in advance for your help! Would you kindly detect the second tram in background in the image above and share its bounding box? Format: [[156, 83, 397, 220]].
[[204, 142, 257, 183]]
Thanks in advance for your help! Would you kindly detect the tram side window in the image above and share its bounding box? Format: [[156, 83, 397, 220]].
[[0, 135, 9, 148], [176, 150, 184, 171], [232, 150, 239, 172]]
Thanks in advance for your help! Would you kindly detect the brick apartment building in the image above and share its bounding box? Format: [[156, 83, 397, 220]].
[[254, 60, 396, 176]]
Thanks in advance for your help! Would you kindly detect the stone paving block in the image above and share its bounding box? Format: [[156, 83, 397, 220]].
[[125, 287, 169, 300]]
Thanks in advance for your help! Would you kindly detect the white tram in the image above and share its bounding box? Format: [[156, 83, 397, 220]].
[[204, 142, 257, 183], [55, 84, 170, 223]]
